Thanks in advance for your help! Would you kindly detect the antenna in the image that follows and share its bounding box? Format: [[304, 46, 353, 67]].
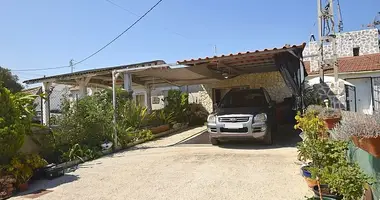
[[69, 59, 74, 73], [363, 12, 380, 29], [317, 0, 339, 82], [336, 0, 343, 32]]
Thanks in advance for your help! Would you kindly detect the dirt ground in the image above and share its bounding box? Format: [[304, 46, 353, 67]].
[[12, 126, 311, 200]]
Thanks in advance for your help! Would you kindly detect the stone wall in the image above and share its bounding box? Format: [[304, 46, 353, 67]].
[[312, 80, 346, 109], [304, 29, 380, 72], [197, 71, 292, 113]]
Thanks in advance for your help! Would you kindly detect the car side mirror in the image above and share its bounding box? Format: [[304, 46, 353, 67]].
[[269, 101, 276, 108]]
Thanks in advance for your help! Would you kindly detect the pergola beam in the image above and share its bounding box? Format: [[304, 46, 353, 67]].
[[217, 62, 242, 74], [186, 64, 225, 80]]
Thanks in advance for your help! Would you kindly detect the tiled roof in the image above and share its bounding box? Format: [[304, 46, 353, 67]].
[[177, 43, 306, 65], [305, 53, 380, 75]]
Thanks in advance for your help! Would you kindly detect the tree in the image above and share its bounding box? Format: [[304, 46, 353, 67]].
[[0, 67, 23, 93]]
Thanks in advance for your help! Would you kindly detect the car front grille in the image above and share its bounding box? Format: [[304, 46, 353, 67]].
[[220, 127, 248, 133], [219, 117, 249, 123]]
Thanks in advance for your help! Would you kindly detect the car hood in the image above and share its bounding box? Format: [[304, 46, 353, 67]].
[[215, 107, 267, 116]]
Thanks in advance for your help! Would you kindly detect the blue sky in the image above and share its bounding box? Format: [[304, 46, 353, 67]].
[[0, 0, 379, 84]]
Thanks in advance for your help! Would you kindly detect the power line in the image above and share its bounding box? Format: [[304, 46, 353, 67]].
[[104, 0, 139, 17], [72, 0, 163, 67], [12, 0, 163, 72], [11, 65, 70, 72], [103, 0, 215, 46]]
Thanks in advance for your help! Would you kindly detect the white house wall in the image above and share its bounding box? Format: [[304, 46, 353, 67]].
[[304, 29, 380, 72]]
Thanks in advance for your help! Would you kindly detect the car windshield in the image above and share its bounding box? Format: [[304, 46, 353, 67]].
[[219, 90, 267, 108]]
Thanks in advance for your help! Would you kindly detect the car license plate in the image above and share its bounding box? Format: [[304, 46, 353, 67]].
[[224, 123, 243, 129]]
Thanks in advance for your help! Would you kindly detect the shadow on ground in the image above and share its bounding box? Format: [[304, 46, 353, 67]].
[[179, 124, 302, 149], [15, 174, 79, 198]]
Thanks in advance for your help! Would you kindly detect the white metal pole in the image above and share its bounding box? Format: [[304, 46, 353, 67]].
[[112, 70, 119, 148], [317, 0, 324, 82]]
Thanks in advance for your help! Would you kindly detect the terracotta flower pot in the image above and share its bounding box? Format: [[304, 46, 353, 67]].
[[18, 183, 29, 192], [304, 177, 318, 188], [352, 136, 380, 158], [150, 124, 170, 134], [313, 185, 343, 200], [323, 117, 341, 129]]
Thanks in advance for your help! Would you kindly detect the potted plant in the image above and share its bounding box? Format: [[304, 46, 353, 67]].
[[0, 175, 16, 199], [312, 184, 343, 200], [315, 163, 372, 200], [1, 154, 48, 191], [334, 111, 380, 158], [318, 108, 342, 129]]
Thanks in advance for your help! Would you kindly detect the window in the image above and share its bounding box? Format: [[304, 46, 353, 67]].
[[152, 96, 160, 104], [219, 90, 268, 108], [353, 47, 360, 56], [135, 94, 145, 107]]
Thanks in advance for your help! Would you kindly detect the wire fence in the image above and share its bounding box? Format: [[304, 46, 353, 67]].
[[32, 84, 72, 126]]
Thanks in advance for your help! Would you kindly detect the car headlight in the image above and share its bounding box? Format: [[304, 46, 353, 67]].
[[254, 113, 267, 122], [207, 115, 216, 123]]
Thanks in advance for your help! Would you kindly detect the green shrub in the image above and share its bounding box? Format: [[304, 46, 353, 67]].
[[61, 143, 100, 162], [117, 100, 148, 130], [150, 109, 174, 126], [55, 93, 113, 151], [0, 154, 47, 184], [318, 163, 372, 200], [164, 90, 189, 123], [188, 103, 208, 126], [117, 127, 153, 148], [0, 87, 36, 164]]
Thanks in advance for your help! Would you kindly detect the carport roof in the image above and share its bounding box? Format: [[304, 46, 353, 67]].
[[177, 43, 306, 78], [23, 43, 306, 87]]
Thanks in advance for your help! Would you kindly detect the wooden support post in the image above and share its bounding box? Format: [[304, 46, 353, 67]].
[[42, 81, 52, 126]]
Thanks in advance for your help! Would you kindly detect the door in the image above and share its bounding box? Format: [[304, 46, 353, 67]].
[[135, 94, 146, 107], [345, 85, 356, 112], [346, 78, 373, 114]]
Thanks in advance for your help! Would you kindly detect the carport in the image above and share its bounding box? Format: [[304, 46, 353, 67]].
[[116, 43, 308, 112], [24, 43, 307, 129]]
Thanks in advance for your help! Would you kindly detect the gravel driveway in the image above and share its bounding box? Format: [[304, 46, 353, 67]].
[[13, 127, 310, 200]]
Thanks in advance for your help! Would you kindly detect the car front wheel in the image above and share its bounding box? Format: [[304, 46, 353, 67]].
[[263, 128, 273, 145], [210, 138, 220, 145]]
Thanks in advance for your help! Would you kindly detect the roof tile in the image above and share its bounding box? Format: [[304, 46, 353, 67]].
[[305, 53, 380, 75]]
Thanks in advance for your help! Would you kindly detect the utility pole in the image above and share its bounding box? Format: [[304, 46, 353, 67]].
[[317, 0, 339, 82], [69, 59, 74, 73]]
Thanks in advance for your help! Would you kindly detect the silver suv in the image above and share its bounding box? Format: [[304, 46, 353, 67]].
[[207, 88, 276, 145]]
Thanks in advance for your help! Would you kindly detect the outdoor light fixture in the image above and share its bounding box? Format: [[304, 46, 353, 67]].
[[222, 72, 229, 79]]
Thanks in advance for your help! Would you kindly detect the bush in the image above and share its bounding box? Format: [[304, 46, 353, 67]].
[[117, 127, 153, 148], [0, 154, 47, 184], [164, 90, 189, 123], [55, 92, 113, 153], [0, 87, 36, 164], [61, 143, 100, 162], [149, 109, 174, 126], [188, 103, 208, 126], [117, 100, 148, 130]]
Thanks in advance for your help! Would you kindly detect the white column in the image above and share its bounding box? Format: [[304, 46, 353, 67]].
[[123, 73, 132, 93], [145, 85, 152, 113], [75, 77, 91, 99], [42, 81, 52, 126]]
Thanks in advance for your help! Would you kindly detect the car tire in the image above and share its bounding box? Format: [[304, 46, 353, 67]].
[[263, 130, 273, 145], [210, 138, 220, 145]]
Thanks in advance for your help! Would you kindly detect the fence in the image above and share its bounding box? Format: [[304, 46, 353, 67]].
[[32, 84, 71, 126]]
